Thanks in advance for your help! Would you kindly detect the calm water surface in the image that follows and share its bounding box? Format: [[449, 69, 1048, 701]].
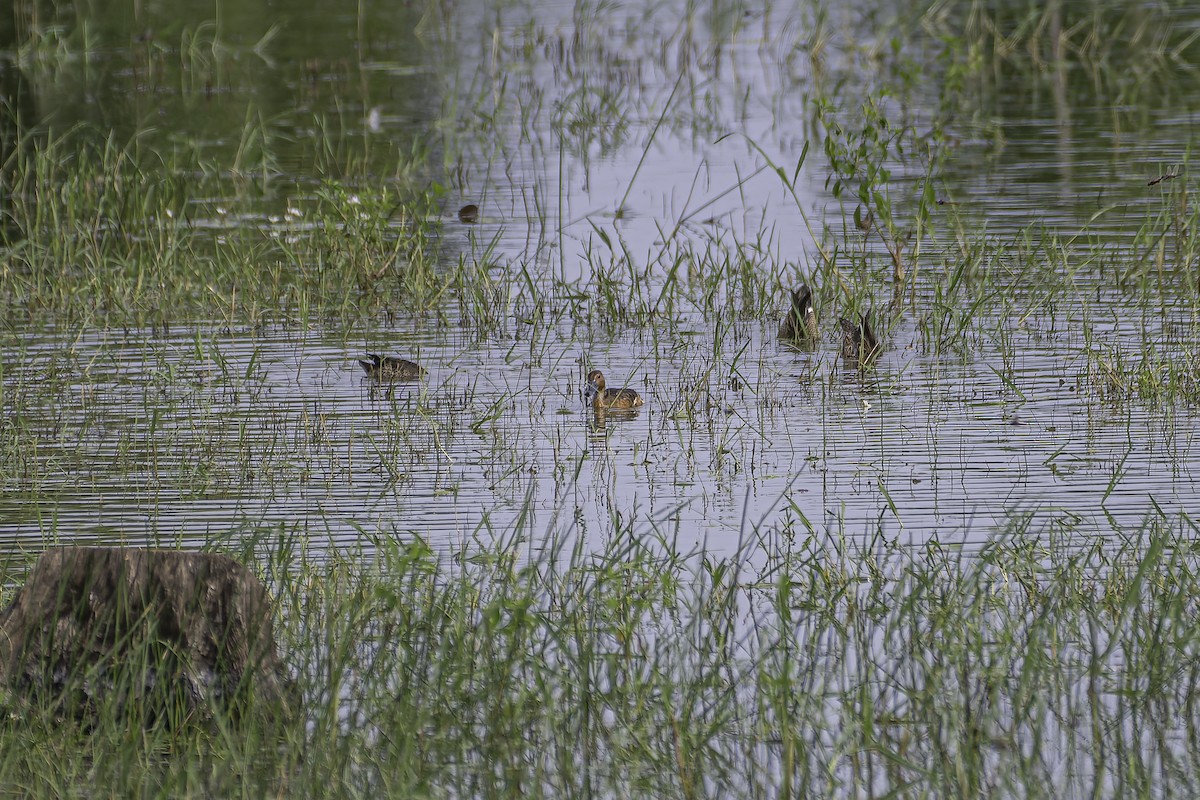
[[3, 0, 1200, 557]]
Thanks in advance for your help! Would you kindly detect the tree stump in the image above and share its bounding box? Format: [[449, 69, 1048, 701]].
[[0, 547, 290, 724]]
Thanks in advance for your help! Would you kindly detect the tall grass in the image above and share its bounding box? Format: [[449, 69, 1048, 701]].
[[0, 127, 468, 326], [2, 512, 1198, 796]]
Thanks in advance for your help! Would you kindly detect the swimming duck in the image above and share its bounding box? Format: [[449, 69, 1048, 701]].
[[779, 284, 818, 340], [838, 313, 881, 366], [585, 370, 644, 409], [358, 353, 426, 381]]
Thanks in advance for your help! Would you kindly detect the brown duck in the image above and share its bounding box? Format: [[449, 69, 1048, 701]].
[[779, 284, 818, 340], [358, 353, 426, 381], [838, 313, 881, 366], [585, 370, 644, 409]]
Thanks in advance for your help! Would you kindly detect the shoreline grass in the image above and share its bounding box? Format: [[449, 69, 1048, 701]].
[[3, 515, 1199, 796]]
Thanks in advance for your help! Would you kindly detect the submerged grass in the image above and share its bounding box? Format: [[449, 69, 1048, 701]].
[[3, 515, 1200, 796]]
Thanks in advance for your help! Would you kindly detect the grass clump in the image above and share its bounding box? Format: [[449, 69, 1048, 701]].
[[0, 127, 462, 326]]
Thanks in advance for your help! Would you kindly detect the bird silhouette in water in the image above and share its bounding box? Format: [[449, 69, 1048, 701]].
[[779, 284, 818, 341], [358, 353, 426, 381], [838, 313, 881, 367]]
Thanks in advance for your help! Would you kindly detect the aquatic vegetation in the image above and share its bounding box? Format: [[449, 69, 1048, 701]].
[[1, 517, 1197, 795], [1, 0, 1200, 794]]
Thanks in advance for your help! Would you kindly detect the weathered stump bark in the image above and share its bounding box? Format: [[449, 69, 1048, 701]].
[[0, 547, 289, 724]]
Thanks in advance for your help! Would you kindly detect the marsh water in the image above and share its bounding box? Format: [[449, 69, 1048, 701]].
[[3, 0, 1200, 558]]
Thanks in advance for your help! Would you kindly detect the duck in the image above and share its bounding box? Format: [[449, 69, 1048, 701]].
[[838, 313, 881, 366], [358, 353, 426, 381], [585, 370, 644, 409], [779, 284, 818, 340]]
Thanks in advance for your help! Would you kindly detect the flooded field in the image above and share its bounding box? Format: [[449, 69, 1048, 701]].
[[9, 305, 1199, 558], [3, 0, 1200, 795], [4, 0, 1200, 557]]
